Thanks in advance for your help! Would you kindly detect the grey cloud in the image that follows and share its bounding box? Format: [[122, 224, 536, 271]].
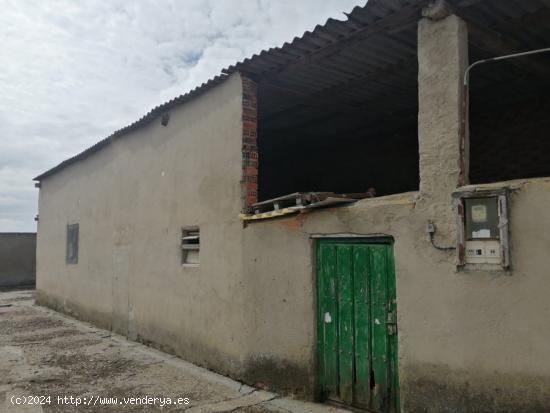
[[0, 0, 363, 231]]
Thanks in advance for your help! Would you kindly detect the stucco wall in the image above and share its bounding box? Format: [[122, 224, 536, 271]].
[[36, 73, 248, 376], [0, 233, 36, 289], [237, 13, 550, 413], [35, 13, 550, 413], [241, 177, 550, 411]]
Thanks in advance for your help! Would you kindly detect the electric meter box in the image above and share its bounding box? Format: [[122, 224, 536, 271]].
[[464, 197, 500, 264], [454, 190, 510, 268]]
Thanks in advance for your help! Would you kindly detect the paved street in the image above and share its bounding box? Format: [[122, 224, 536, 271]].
[[0, 290, 349, 413]]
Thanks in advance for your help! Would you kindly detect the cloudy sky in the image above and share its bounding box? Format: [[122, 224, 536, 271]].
[[0, 0, 363, 232]]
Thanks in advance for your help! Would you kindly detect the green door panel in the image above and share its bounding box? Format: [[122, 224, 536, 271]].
[[337, 245, 354, 404], [317, 239, 399, 413], [387, 247, 400, 413], [318, 244, 338, 397], [370, 245, 389, 412], [353, 246, 371, 408]]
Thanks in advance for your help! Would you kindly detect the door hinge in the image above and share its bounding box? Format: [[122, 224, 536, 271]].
[[386, 312, 398, 336]]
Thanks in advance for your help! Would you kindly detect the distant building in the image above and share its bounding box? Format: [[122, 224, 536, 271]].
[[34, 1, 550, 412], [0, 233, 36, 289]]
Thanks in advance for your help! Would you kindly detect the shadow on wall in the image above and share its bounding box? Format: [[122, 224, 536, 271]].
[[0, 233, 36, 290]]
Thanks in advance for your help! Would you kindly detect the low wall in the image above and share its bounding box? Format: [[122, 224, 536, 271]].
[[0, 233, 36, 289]]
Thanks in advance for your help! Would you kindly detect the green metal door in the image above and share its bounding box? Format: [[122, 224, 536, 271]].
[[317, 239, 399, 413]]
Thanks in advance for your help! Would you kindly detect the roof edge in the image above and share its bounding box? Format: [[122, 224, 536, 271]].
[[34, 74, 230, 181]]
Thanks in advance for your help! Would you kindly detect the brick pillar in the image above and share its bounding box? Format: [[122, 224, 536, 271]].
[[418, 6, 468, 239], [241, 76, 259, 211]]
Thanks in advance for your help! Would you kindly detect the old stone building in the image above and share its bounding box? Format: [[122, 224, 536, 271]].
[[34, 1, 550, 412]]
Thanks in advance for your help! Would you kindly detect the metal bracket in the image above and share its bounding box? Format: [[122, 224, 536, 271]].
[[386, 312, 398, 336]]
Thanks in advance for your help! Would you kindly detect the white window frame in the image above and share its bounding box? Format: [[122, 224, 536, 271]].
[[181, 226, 200, 266]]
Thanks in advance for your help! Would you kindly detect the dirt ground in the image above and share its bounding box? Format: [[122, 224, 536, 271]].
[[0, 290, 349, 413]]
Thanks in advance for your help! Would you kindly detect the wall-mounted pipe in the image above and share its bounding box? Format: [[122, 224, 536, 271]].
[[459, 47, 550, 186]]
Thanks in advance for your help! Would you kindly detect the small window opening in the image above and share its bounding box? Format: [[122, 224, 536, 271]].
[[181, 226, 199, 265], [66, 223, 79, 264]]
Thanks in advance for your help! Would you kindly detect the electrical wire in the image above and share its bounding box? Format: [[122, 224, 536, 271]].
[[428, 223, 456, 251]]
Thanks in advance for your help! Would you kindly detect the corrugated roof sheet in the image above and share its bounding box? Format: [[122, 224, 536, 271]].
[[35, 0, 550, 180], [223, 0, 421, 78]]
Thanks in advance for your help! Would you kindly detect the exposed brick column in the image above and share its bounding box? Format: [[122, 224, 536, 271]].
[[241, 76, 259, 211]]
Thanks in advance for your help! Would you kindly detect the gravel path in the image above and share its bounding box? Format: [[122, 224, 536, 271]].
[[0, 290, 349, 413]]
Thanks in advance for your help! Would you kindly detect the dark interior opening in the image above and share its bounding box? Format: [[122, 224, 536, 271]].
[[258, 120, 419, 201], [231, 5, 425, 205], [469, 51, 550, 184], [256, 76, 419, 202], [233, 0, 550, 204]]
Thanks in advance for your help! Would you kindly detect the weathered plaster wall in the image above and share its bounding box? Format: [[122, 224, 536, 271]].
[[34, 11, 550, 413], [417, 13, 468, 246], [238, 12, 550, 413], [36, 73, 248, 376], [0, 233, 36, 289], [241, 178, 550, 411]]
